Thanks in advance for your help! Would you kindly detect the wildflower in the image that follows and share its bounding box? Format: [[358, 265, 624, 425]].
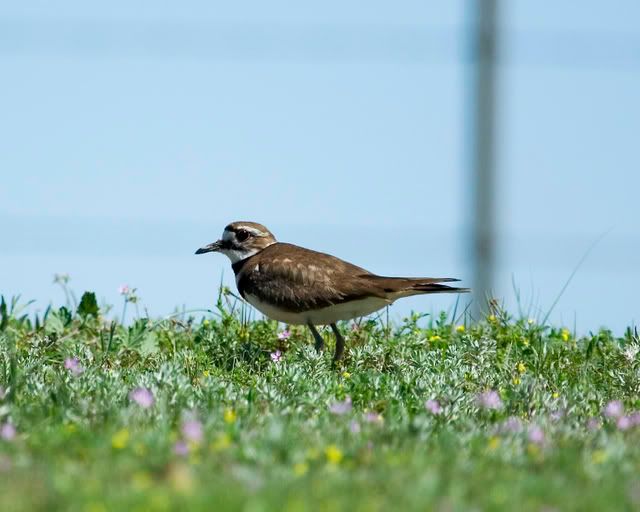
[[349, 421, 361, 434], [561, 329, 571, 342], [587, 417, 601, 431], [173, 441, 189, 456], [64, 357, 84, 376], [428, 335, 441, 342], [202, 319, 210, 327], [329, 396, 352, 415], [628, 411, 640, 426], [129, 387, 155, 408], [488, 314, 497, 323], [270, 350, 282, 363], [617, 416, 633, 431], [501, 416, 522, 433], [202, 370, 210, 378], [552, 392, 560, 399], [512, 377, 521, 385], [342, 371, 351, 379], [53, 273, 70, 284], [293, 462, 309, 476], [592, 450, 607, 464], [210, 433, 231, 452], [603, 400, 624, 419], [118, 284, 130, 296], [181, 419, 204, 444], [487, 436, 500, 451], [111, 428, 130, 449], [325, 445, 343, 465], [516, 362, 526, 374], [476, 390, 502, 410], [456, 325, 465, 333], [363, 412, 383, 425], [0, 423, 16, 442], [277, 330, 291, 340], [527, 318, 535, 325], [223, 408, 237, 424], [528, 425, 545, 445], [425, 399, 442, 415]]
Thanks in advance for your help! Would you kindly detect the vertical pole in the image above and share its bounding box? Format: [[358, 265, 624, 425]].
[[468, 0, 498, 319]]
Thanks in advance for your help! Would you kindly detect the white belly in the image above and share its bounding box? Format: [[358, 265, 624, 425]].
[[244, 294, 392, 325]]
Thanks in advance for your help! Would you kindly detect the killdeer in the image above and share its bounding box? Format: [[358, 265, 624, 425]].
[[196, 221, 469, 361]]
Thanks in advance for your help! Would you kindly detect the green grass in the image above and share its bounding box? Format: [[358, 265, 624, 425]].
[[0, 290, 639, 512]]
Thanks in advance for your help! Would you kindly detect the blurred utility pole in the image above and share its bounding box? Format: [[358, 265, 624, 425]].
[[468, 0, 499, 319]]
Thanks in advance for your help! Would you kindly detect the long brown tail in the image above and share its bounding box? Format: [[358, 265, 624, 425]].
[[363, 275, 470, 296]]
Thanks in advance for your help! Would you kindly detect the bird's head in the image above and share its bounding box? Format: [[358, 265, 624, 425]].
[[195, 221, 277, 263]]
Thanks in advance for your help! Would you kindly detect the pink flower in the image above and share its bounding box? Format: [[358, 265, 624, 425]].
[[364, 412, 383, 425], [277, 330, 291, 341], [587, 417, 602, 431], [0, 423, 16, 441], [528, 425, 545, 445], [617, 416, 633, 431], [181, 420, 203, 444], [628, 411, 640, 426], [501, 416, 523, 433], [173, 441, 189, 456], [64, 357, 84, 376], [118, 285, 130, 296], [349, 421, 361, 434], [425, 399, 442, 415], [604, 400, 624, 419], [129, 387, 155, 408], [476, 390, 502, 410], [329, 396, 352, 415], [270, 350, 282, 363]]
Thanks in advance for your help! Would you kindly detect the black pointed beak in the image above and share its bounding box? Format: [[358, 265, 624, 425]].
[[195, 240, 223, 255]]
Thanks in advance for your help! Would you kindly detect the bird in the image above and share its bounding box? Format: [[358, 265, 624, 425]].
[[196, 221, 469, 362]]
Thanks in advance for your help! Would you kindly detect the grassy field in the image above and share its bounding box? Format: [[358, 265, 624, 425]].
[[0, 287, 639, 511]]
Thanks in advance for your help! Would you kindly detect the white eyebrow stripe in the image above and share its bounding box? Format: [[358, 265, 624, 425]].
[[237, 226, 267, 237]]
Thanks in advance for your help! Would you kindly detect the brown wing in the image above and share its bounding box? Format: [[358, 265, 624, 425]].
[[237, 243, 386, 313]]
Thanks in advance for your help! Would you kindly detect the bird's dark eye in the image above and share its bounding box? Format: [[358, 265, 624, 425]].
[[236, 229, 250, 242]]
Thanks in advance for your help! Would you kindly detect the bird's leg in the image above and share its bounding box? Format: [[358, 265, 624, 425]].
[[307, 322, 325, 353], [330, 323, 345, 362]]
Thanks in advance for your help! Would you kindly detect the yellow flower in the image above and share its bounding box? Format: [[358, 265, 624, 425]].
[[527, 318, 535, 325], [517, 362, 526, 374], [592, 450, 607, 465], [512, 377, 521, 385], [522, 338, 530, 347], [202, 370, 210, 378], [488, 314, 497, 323], [325, 445, 343, 465], [223, 408, 237, 424], [210, 433, 231, 452], [552, 392, 559, 399], [561, 329, 571, 342], [202, 319, 210, 327], [429, 335, 441, 342], [111, 428, 130, 450], [456, 325, 465, 333], [342, 371, 351, 379], [487, 436, 500, 451], [293, 462, 309, 476]]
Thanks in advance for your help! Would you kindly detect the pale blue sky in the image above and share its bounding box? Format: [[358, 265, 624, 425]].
[[1, 1, 639, 332]]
